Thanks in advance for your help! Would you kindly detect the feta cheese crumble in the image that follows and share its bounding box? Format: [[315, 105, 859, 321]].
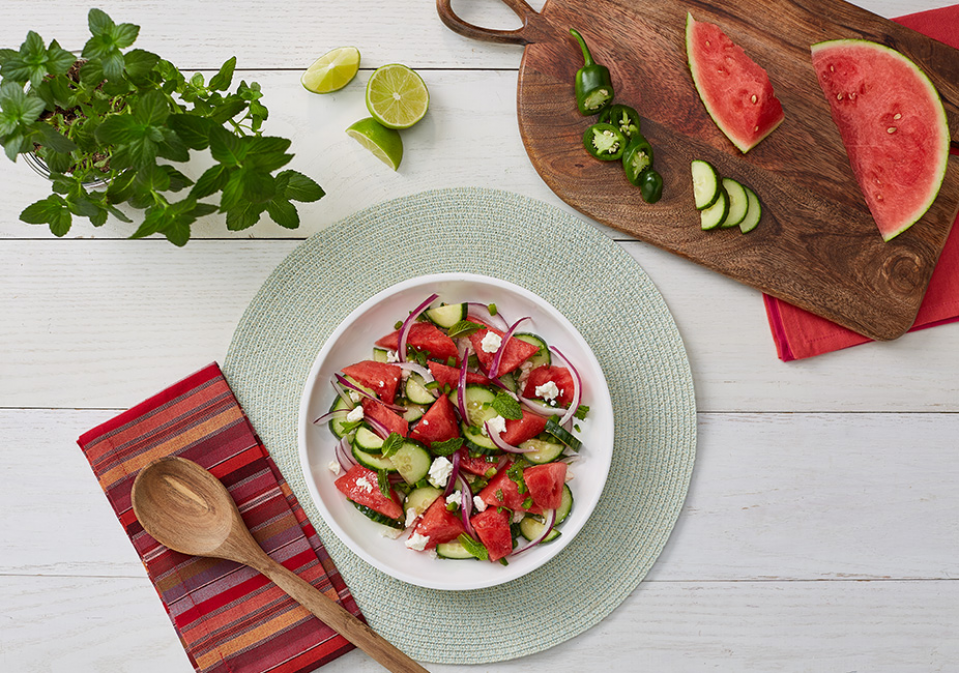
[[380, 527, 403, 539], [405, 532, 430, 551], [428, 456, 453, 488], [354, 475, 374, 493], [327, 460, 342, 476], [385, 349, 400, 363], [348, 390, 361, 403], [346, 405, 365, 423], [535, 380, 561, 402], [485, 414, 507, 436], [405, 507, 419, 528], [472, 495, 487, 512], [480, 331, 502, 354], [446, 491, 462, 508]]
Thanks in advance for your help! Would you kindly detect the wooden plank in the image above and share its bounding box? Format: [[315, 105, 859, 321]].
[[2, 574, 956, 672], [4, 409, 956, 580], [1, 239, 956, 411], [491, 0, 959, 340]]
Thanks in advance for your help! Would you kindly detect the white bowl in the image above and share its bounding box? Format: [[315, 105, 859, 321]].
[[297, 273, 614, 590]]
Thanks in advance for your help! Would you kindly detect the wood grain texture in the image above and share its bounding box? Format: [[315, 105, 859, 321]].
[[443, 0, 959, 341]]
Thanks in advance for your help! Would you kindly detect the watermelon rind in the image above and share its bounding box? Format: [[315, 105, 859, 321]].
[[810, 39, 950, 242], [685, 13, 785, 153]]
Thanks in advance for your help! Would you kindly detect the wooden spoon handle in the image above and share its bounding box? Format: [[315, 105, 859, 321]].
[[250, 554, 429, 673], [436, 0, 550, 45]]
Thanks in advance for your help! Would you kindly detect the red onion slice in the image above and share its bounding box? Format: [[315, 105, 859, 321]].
[[398, 293, 439, 363], [484, 420, 535, 454], [510, 508, 557, 556], [394, 361, 434, 382], [442, 449, 462, 498], [334, 374, 406, 413], [334, 436, 357, 469], [456, 349, 470, 420], [362, 415, 391, 440], [488, 316, 530, 379], [331, 379, 356, 408], [550, 348, 582, 426], [457, 474, 477, 538], [312, 408, 352, 425], [466, 302, 509, 331]]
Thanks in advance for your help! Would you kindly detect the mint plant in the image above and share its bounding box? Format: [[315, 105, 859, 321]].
[[0, 8, 323, 245]]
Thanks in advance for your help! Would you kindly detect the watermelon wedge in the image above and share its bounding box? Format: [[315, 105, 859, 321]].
[[686, 13, 785, 153], [810, 39, 950, 242]]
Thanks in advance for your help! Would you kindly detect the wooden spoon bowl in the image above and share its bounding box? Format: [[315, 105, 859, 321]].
[[131, 456, 428, 673]]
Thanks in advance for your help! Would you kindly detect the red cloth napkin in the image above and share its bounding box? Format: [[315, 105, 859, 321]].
[[77, 363, 360, 673], [764, 5, 959, 361]]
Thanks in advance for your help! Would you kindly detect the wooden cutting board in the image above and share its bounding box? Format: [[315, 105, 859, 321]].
[[437, 0, 959, 341]]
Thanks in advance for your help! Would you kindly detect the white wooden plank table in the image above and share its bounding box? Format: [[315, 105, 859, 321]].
[[1, 1, 957, 671]]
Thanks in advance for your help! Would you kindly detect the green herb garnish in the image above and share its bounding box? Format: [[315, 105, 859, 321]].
[[430, 437, 464, 457], [491, 391, 522, 420], [446, 320, 484, 339], [380, 432, 404, 458], [457, 533, 489, 561]]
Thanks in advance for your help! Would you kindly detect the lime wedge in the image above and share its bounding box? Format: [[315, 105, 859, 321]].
[[365, 63, 430, 129], [301, 46, 361, 94], [346, 117, 404, 170]]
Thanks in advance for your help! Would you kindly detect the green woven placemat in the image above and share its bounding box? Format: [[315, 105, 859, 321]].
[[222, 187, 696, 664]]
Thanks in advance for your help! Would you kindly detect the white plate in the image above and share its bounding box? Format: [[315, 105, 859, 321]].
[[297, 273, 614, 590]]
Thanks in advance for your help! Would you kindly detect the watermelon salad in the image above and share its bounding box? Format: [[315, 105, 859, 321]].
[[312, 294, 588, 564]]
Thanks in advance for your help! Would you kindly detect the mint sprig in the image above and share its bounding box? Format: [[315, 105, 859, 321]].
[[429, 437, 463, 457], [446, 320, 484, 339], [491, 391, 522, 420]]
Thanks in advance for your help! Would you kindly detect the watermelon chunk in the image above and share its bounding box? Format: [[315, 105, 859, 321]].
[[524, 462, 568, 510], [427, 360, 491, 389], [522, 365, 575, 408], [478, 461, 540, 513], [413, 496, 466, 548], [686, 13, 784, 153], [810, 39, 950, 241], [376, 322, 459, 362], [361, 398, 408, 438], [467, 325, 540, 376], [408, 393, 459, 447], [342, 360, 403, 405], [500, 409, 548, 446], [470, 507, 513, 562], [335, 465, 403, 520], [455, 448, 501, 478]]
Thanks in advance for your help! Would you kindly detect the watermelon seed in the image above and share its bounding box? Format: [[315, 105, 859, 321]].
[[894, 113, 902, 120], [887, 127, 897, 134], [751, 94, 757, 104], [830, 65, 835, 72], [837, 93, 843, 100]]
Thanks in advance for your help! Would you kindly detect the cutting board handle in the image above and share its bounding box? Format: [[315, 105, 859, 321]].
[[436, 0, 549, 45]]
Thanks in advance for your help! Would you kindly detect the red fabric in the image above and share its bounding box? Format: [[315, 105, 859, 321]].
[[764, 5, 959, 361], [77, 363, 360, 673]]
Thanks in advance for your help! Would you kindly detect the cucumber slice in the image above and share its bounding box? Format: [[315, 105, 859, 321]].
[[519, 484, 573, 541], [372, 347, 391, 363], [353, 425, 385, 453], [425, 303, 468, 328], [351, 502, 404, 529], [691, 160, 721, 210], [462, 422, 500, 454], [402, 404, 426, 423], [405, 373, 435, 405], [405, 485, 442, 518], [700, 187, 729, 230], [739, 185, 762, 233], [555, 483, 573, 524], [436, 539, 476, 559], [449, 384, 498, 427], [351, 444, 396, 471], [519, 438, 566, 464], [390, 440, 432, 485], [328, 396, 354, 438], [544, 416, 582, 451], [720, 178, 749, 228], [514, 333, 551, 369]]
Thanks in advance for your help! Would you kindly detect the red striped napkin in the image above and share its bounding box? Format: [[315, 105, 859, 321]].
[[77, 363, 360, 673], [763, 5, 959, 361]]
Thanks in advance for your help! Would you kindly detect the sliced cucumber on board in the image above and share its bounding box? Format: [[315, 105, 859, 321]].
[[720, 178, 749, 227], [691, 159, 721, 210], [739, 186, 763, 233], [700, 187, 729, 230]]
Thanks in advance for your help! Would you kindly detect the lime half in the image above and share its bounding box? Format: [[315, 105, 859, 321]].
[[301, 46, 361, 94], [346, 117, 404, 170], [365, 63, 430, 129]]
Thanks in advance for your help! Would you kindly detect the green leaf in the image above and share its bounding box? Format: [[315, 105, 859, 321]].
[[225, 202, 263, 231], [129, 207, 165, 239], [161, 165, 194, 192], [266, 198, 299, 229], [506, 461, 527, 494], [78, 59, 104, 86], [246, 151, 292, 173], [3, 133, 28, 161], [380, 432, 405, 458], [190, 72, 205, 88], [134, 162, 170, 193], [208, 98, 247, 124], [376, 470, 391, 498], [156, 128, 190, 163], [167, 114, 213, 150], [94, 114, 140, 145], [190, 164, 229, 199], [20, 194, 72, 236], [134, 91, 170, 126], [239, 168, 275, 204], [456, 533, 489, 561], [247, 136, 291, 155], [280, 171, 324, 202], [45, 41, 76, 76], [105, 169, 136, 204], [0, 48, 17, 66], [101, 52, 126, 81], [33, 122, 77, 153], [492, 391, 523, 420], [123, 49, 159, 80], [208, 56, 236, 91], [446, 320, 484, 339], [111, 23, 140, 50], [87, 8, 115, 36], [208, 124, 245, 166], [430, 437, 464, 457], [219, 171, 245, 211]]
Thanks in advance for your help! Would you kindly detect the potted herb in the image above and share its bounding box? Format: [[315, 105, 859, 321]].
[[0, 8, 323, 245]]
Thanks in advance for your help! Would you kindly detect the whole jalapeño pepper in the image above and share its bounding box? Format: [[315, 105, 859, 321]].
[[570, 28, 614, 115]]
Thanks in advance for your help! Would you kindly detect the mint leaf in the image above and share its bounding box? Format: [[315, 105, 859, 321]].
[[266, 197, 299, 229], [280, 170, 324, 202], [87, 8, 115, 36], [377, 470, 391, 498], [208, 124, 246, 166], [492, 391, 522, 420], [208, 56, 236, 91], [45, 40, 76, 76], [447, 320, 484, 339], [380, 432, 405, 459], [506, 462, 527, 494], [225, 202, 264, 231], [167, 114, 213, 150], [190, 164, 229, 199], [20, 194, 72, 236], [123, 49, 159, 80], [457, 534, 489, 561], [430, 437, 464, 457], [111, 23, 140, 50], [34, 122, 77, 154]]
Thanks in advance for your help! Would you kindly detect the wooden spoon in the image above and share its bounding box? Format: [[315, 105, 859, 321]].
[[131, 456, 428, 673]]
